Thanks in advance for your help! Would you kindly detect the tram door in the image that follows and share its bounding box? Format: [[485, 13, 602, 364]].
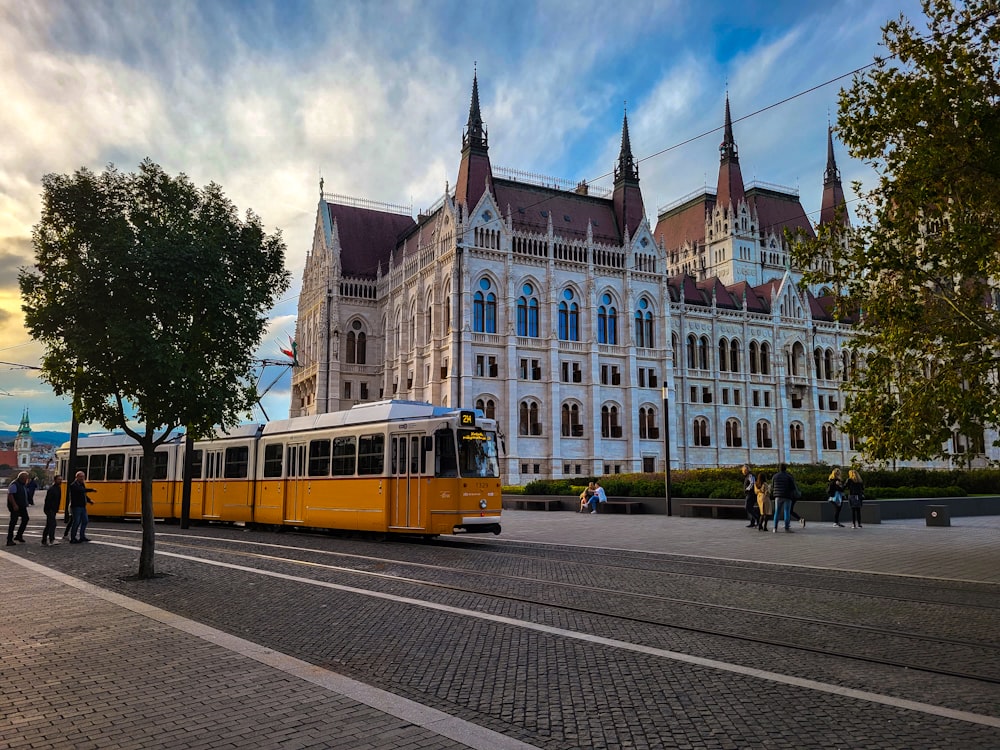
[[389, 433, 423, 529], [284, 443, 307, 523], [124, 455, 141, 515], [202, 449, 224, 517]]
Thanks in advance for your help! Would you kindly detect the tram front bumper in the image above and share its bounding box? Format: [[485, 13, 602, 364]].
[[454, 516, 502, 535]]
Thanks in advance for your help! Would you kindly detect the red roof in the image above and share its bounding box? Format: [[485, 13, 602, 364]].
[[326, 202, 415, 278], [493, 180, 622, 245]]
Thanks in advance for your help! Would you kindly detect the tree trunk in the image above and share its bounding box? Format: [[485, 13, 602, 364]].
[[137, 442, 157, 578]]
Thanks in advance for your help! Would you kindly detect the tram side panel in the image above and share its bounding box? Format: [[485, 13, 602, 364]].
[[255, 430, 390, 532], [184, 439, 257, 523]]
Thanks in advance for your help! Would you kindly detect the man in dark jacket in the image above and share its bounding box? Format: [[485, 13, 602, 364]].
[[741, 464, 757, 528], [69, 471, 96, 543], [770, 463, 800, 533], [7, 471, 30, 545], [41, 475, 63, 546]]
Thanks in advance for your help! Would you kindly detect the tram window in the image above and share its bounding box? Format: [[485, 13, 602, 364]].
[[262, 444, 283, 478], [224, 446, 249, 479], [358, 433, 385, 475], [88, 454, 107, 481], [106, 453, 125, 480], [73, 455, 88, 475], [152, 452, 169, 480], [308, 439, 331, 476], [410, 436, 420, 474], [189, 450, 204, 479], [331, 436, 356, 476], [457, 429, 500, 478], [434, 428, 458, 478]]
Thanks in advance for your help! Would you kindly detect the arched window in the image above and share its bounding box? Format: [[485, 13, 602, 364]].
[[598, 293, 618, 344], [519, 400, 541, 436], [687, 334, 697, 369], [558, 288, 579, 341], [394, 310, 402, 353], [760, 342, 771, 375], [699, 336, 709, 370], [634, 298, 654, 348], [561, 403, 582, 437], [824, 349, 834, 381], [473, 278, 497, 333], [601, 405, 621, 438], [729, 339, 739, 373], [814, 347, 823, 379], [346, 331, 356, 364], [693, 417, 710, 446], [822, 423, 837, 450], [718, 338, 729, 372], [444, 281, 452, 332], [749, 341, 759, 374], [725, 418, 742, 447], [790, 422, 805, 449], [671, 333, 678, 366], [638, 406, 657, 439], [756, 420, 773, 448], [425, 303, 433, 342], [356, 330, 367, 364], [790, 341, 805, 376], [517, 282, 539, 337]]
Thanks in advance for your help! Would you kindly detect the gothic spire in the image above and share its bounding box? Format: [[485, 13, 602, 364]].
[[612, 104, 645, 241], [614, 107, 638, 183], [820, 126, 850, 227], [463, 67, 488, 151], [455, 68, 494, 210], [715, 94, 745, 211]]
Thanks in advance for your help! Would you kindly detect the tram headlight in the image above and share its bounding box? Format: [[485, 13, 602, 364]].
[[479, 499, 488, 509]]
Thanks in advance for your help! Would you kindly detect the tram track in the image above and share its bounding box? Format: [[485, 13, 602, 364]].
[[105, 528, 1000, 687]]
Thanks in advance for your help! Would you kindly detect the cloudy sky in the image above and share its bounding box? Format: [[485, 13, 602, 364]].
[[0, 0, 925, 434]]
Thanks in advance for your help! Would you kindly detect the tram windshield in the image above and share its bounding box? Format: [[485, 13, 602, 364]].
[[457, 428, 500, 478]]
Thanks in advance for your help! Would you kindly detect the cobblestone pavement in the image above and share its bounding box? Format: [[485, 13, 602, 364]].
[[1, 513, 998, 749]]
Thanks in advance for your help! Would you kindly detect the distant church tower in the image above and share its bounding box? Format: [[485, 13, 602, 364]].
[[14, 408, 31, 468]]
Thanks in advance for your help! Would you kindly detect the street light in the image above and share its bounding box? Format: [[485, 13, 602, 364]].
[[662, 386, 672, 516]]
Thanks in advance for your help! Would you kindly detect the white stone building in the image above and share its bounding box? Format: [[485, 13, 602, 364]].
[[290, 75, 989, 484]]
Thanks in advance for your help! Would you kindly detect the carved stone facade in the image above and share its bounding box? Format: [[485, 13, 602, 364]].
[[291, 77, 989, 483]]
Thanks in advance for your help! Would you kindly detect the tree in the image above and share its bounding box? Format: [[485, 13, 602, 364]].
[[795, 0, 1000, 466], [20, 160, 290, 576]]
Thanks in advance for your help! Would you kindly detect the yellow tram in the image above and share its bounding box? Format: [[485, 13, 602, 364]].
[[56, 401, 503, 536]]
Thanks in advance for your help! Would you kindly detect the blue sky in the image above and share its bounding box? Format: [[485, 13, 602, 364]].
[[0, 0, 925, 434]]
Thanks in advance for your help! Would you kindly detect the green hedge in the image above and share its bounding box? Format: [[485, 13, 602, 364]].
[[511, 466, 988, 499]]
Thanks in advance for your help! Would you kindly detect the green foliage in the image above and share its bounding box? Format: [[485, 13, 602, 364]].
[[20, 160, 290, 577], [511, 466, 998, 500], [501, 485, 524, 495], [793, 1, 1000, 467]]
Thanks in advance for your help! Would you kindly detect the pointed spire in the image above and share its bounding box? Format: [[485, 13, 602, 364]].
[[612, 103, 645, 243], [614, 106, 638, 183], [720, 94, 738, 163], [823, 125, 840, 186], [820, 126, 850, 227], [463, 64, 487, 151], [715, 94, 745, 211], [456, 67, 494, 210]]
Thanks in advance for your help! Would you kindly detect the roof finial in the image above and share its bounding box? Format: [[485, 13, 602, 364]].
[[615, 100, 637, 183], [463, 64, 487, 149]]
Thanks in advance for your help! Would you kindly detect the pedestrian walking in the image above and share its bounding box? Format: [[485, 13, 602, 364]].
[[741, 464, 758, 528], [828, 468, 845, 527], [846, 469, 865, 529], [770, 463, 801, 533], [25, 476, 38, 506], [41, 475, 63, 545], [6, 471, 30, 545], [754, 473, 772, 531], [68, 471, 96, 543]]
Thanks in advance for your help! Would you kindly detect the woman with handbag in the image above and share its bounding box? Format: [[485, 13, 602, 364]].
[[754, 473, 773, 531], [846, 469, 865, 528], [827, 467, 845, 528]]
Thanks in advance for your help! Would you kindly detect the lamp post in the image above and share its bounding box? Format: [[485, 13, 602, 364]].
[[663, 386, 672, 516]]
